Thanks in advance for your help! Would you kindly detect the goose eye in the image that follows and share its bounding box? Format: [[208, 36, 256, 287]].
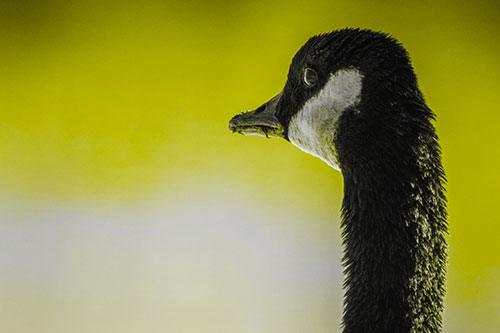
[[303, 67, 318, 87]]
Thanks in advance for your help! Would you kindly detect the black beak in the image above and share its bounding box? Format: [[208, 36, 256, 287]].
[[228, 92, 284, 138]]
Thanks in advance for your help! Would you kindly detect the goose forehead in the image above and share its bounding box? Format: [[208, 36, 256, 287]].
[[287, 68, 364, 170]]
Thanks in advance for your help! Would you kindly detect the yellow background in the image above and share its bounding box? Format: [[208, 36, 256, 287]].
[[1, 0, 499, 332]]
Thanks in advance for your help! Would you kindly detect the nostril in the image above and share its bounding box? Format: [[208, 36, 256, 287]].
[[254, 104, 266, 114]]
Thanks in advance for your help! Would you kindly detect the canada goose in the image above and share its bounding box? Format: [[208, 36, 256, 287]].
[[229, 28, 447, 333]]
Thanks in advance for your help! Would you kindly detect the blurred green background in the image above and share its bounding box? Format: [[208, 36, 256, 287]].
[[1, 0, 499, 332]]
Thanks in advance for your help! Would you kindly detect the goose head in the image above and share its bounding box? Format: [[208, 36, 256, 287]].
[[229, 28, 424, 176]]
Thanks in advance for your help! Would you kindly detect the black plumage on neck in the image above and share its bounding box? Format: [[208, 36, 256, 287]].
[[336, 64, 447, 332]]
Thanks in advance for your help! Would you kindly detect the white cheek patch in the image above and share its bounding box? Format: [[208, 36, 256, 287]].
[[288, 68, 364, 170]]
